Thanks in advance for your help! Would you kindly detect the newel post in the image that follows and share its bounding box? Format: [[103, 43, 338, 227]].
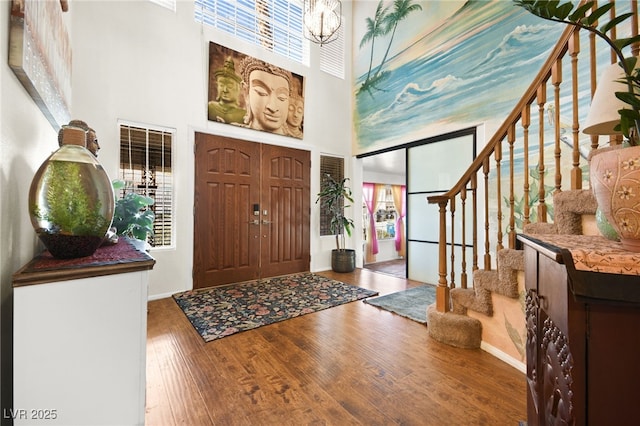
[[435, 198, 450, 313]]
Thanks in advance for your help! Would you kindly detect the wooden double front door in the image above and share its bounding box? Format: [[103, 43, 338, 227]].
[[193, 132, 310, 288]]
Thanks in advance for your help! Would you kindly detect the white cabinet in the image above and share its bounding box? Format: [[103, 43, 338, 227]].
[[12, 240, 154, 426]]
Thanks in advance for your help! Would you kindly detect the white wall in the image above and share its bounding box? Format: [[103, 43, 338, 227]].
[[0, 0, 72, 414], [69, 1, 355, 298]]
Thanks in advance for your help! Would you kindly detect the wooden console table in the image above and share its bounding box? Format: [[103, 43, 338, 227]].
[[518, 234, 640, 425], [12, 238, 155, 426]]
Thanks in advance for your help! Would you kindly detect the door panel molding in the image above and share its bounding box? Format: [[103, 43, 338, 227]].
[[194, 133, 310, 288], [260, 144, 310, 278]]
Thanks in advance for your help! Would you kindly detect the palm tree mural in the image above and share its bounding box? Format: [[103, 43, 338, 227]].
[[358, 1, 389, 95], [358, 0, 422, 96], [374, 0, 422, 79]]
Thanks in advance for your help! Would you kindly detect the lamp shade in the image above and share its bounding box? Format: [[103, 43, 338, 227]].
[[583, 62, 633, 135], [303, 0, 341, 46]]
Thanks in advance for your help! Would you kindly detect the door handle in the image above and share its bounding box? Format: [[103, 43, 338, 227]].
[[248, 219, 260, 225], [262, 220, 272, 225]]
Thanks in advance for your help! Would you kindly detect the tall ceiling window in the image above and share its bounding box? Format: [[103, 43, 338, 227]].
[[319, 22, 344, 79], [194, 0, 308, 65]]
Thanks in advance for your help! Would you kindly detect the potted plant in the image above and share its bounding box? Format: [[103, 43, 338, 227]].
[[514, 0, 640, 251], [111, 179, 155, 250], [316, 173, 356, 272]]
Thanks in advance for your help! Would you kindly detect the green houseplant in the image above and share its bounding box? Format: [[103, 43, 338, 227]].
[[515, 0, 640, 251], [316, 173, 356, 272], [111, 179, 156, 246]]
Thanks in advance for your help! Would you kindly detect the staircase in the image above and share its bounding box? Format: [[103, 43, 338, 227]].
[[425, 0, 638, 354], [427, 247, 524, 349], [428, 189, 599, 350]]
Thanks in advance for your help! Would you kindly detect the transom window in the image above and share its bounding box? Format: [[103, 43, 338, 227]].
[[194, 0, 308, 65]]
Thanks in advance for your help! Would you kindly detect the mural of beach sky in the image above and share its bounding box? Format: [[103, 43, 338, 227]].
[[353, 0, 566, 155]]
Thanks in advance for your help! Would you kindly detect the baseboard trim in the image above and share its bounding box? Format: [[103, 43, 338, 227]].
[[148, 291, 175, 301], [480, 341, 526, 374]]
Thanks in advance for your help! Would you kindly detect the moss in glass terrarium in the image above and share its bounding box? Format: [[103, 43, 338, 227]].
[[28, 125, 114, 258], [32, 160, 109, 236]]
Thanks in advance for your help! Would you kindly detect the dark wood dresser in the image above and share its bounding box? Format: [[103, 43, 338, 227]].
[[518, 234, 640, 425]]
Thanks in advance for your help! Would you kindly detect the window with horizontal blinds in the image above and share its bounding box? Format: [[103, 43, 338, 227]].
[[319, 155, 344, 236], [119, 123, 174, 248], [319, 22, 344, 79], [194, 0, 308, 65]]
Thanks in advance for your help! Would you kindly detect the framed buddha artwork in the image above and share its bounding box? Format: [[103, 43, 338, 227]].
[[208, 42, 305, 139]]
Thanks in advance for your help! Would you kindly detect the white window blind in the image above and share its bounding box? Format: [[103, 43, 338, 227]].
[[195, 0, 308, 65], [319, 21, 344, 79], [119, 122, 175, 248]]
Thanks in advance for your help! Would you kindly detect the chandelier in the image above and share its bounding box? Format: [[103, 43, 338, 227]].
[[303, 0, 342, 46]]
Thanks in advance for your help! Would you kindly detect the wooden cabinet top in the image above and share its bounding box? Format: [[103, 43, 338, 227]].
[[13, 237, 156, 287], [518, 234, 640, 306], [518, 233, 640, 275]]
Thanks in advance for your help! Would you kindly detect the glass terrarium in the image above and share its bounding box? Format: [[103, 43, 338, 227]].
[[29, 125, 114, 258]]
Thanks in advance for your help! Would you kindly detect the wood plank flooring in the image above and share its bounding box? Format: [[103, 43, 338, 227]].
[[364, 259, 406, 279], [146, 268, 526, 425]]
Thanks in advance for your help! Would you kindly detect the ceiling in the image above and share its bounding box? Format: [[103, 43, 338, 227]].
[[362, 149, 406, 176]]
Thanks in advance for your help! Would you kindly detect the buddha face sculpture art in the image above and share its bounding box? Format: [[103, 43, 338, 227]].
[[208, 56, 246, 125], [240, 57, 293, 135], [58, 119, 100, 157]]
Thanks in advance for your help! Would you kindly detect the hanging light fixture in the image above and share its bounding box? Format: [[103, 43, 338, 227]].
[[303, 0, 342, 46]]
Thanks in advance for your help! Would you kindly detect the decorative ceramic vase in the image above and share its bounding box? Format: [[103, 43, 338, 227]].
[[589, 144, 640, 251], [595, 207, 619, 241], [28, 125, 115, 258]]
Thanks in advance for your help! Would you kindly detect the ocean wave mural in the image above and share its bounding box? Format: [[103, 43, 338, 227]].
[[353, 0, 564, 154]]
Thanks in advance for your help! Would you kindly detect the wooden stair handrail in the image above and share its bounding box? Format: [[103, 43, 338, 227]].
[[427, 23, 577, 207], [423, 1, 640, 316]]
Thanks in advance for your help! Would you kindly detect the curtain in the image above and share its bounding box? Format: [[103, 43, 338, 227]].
[[372, 184, 384, 258], [362, 182, 379, 263], [391, 185, 406, 257]]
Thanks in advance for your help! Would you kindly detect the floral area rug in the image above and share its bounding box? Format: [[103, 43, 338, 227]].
[[172, 272, 378, 342]]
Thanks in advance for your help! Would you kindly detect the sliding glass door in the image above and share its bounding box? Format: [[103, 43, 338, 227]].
[[406, 128, 476, 284]]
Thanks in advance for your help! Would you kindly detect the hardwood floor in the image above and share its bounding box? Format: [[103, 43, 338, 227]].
[[364, 258, 407, 279], [145, 268, 526, 425]]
